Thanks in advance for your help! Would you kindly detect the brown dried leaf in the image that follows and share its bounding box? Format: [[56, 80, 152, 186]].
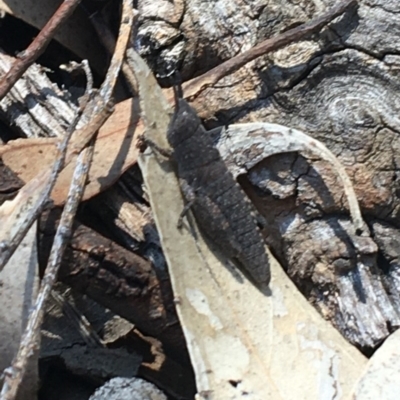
[[0, 98, 140, 206]]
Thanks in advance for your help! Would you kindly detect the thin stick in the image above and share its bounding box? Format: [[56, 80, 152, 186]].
[[182, 0, 357, 100], [0, 81, 90, 271], [98, 0, 134, 104], [0, 60, 93, 399], [0, 142, 95, 400], [0, 1, 134, 395], [0, 0, 82, 101]]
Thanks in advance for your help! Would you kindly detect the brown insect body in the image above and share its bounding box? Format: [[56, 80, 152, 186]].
[[167, 99, 270, 285]]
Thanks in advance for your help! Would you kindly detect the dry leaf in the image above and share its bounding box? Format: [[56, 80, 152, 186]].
[[350, 328, 400, 400], [0, 98, 139, 206], [0, 224, 39, 399], [140, 146, 368, 400], [218, 122, 366, 233]]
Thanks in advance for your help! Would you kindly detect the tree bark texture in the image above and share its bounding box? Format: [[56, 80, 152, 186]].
[[1, 0, 400, 358], [135, 0, 400, 351]]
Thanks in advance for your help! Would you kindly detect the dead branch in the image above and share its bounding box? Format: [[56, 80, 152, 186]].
[[0, 59, 95, 400], [0, 0, 82, 101], [0, 1, 134, 397]]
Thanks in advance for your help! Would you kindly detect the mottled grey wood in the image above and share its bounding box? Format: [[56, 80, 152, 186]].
[[136, 0, 400, 350], [1, 0, 400, 353]]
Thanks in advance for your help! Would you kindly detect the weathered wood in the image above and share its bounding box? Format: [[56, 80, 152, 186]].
[[136, 0, 400, 350], [1, 0, 400, 355], [0, 50, 76, 138], [38, 210, 189, 366], [40, 284, 195, 399]]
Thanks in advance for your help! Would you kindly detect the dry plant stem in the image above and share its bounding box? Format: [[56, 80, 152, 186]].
[[182, 0, 357, 100], [0, 145, 95, 400], [70, 0, 133, 126], [90, 11, 139, 95], [0, 60, 94, 400], [63, 105, 114, 160], [304, 132, 366, 234], [1, 4, 134, 394], [0, 89, 89, 272], [98, 0, 135, 104], [0, 0, 82, 102]]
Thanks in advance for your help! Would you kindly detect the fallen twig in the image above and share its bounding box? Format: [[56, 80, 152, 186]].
[[0, 60, 93, 399], [98, 1, 135, 105], [0, 141, 94, 400], [0, 0, 134, 395], [0, 75, 89, 271], [0, 0, 82, 102], [182, 0, 357, 100]]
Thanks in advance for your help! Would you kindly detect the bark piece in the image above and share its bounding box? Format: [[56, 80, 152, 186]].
[[0, 50, 76, 139], [38, 210, 188, 364], [42, 291, 142, 381], [40, 284, 194, 400], [214, 122, 400, 348]]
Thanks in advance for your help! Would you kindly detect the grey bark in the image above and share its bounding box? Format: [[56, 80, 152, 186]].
[[1, 0, 399, 364], [136, 0, 400, 350]]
